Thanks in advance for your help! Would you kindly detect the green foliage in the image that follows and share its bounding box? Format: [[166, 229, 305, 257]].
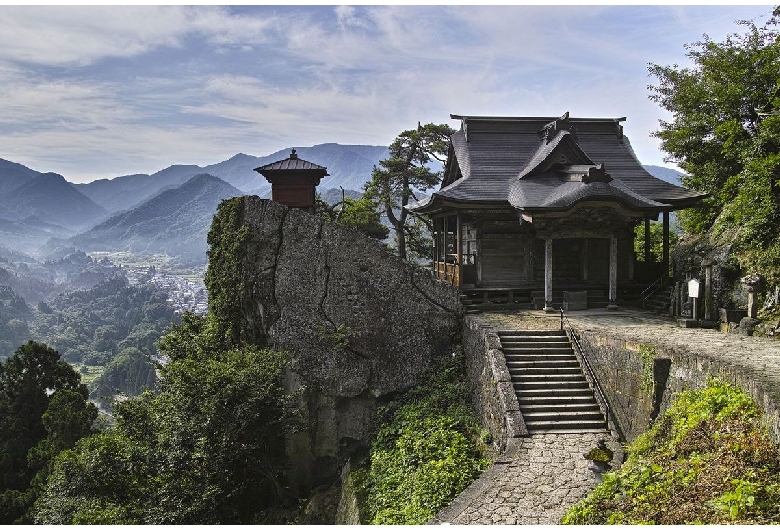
[[638, 344, 656, 396], [34, 313, 296, 524], [634, 221, 679, 262], [648, 8, 780, 283], [0, 341, 97, 523], [563, 379, 780, 524], [90, 347, 157, 403], [317, 195, 390, 241], [363, 123, 455, 261], [316, 323, 357, 350], [356, 351, 491, 524], [27, 276, 176, 374], [205, 197, 249, 344]]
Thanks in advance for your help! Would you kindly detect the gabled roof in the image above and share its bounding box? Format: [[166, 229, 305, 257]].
[[410, 113, 705, 214], [254, 149, 329, 175]]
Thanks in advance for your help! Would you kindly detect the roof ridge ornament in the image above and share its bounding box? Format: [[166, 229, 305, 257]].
[[289, 148, 298, 160], [582, 163, 613, 184], [541, 111, 578, 144]]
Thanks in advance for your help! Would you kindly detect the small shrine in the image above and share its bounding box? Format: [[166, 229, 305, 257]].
[[254, 149, 328, 214]]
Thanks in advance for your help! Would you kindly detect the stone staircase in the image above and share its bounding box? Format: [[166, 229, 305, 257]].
[[498, 329, 608, 434], [642, 285, 673, 313]]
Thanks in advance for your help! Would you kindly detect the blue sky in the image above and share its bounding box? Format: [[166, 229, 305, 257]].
[[0, 5, 775, 183]]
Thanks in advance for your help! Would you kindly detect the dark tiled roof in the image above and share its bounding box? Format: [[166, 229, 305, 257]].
[[254, 149, 328, 174], [509, 174, 664, 211], [410, 115, 705, 213]]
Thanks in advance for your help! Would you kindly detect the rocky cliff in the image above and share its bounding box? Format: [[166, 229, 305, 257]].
[[206, 196, 462, 498]]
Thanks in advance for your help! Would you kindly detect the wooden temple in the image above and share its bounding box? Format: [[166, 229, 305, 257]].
[[408, 113, 706, 311], [254, 149, 329, 214]]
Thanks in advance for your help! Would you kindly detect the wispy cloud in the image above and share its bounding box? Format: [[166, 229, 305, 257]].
[[0, 5, 774, 182]]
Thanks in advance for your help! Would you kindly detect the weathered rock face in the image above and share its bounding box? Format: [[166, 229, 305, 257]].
[[212, 197, 462, 493]]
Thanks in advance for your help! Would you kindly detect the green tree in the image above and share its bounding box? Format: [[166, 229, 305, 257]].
[[316, 193, 390, 241], [0, 341, 97, 523], [364, 123, 455, 261], [35, 313, 296, 524], [648, 8, 780, 281], [634, 221, 679, 262]]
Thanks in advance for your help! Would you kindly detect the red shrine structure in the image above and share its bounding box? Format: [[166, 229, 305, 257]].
[[254, 149, 329, 214]]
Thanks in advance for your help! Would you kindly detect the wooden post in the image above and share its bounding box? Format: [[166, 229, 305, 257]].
[[456, 213, 463, 287], [582, 238, 589, 282], [607, 234, 618, 310], [644, 218, 651, 262], [544, 237, 554, 312], [662, 212, 670, 276]]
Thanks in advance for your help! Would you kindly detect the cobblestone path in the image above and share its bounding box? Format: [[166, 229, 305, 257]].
[[430, 307, 780, 525], [429, 433, 621, 525]]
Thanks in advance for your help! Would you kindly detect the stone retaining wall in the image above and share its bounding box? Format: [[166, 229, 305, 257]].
[[577, 329, 780, 444], [462, 317, 527, 451]]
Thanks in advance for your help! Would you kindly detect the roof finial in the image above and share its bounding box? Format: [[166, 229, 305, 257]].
[[290, 149, 298, 160]]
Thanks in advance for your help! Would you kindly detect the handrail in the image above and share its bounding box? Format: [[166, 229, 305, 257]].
[[640, 274, 669, 309], [559, 308, 613, 433]]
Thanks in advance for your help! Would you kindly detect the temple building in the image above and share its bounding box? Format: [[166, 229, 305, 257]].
[[254, 149, 329, 214], [408, 113, 706, 311]]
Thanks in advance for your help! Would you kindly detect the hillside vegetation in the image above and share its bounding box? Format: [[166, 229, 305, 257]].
[[352, 351, 491, 524], [564, 379, 780, 524]]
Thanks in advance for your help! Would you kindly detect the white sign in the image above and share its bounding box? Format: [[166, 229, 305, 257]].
[[688, 279, 700, 298]]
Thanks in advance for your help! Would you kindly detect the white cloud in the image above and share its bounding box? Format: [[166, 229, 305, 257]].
[[0, 6, 277, 67]]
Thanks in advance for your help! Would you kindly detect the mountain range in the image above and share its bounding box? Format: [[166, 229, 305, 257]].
[[0, 143, 684, 264]]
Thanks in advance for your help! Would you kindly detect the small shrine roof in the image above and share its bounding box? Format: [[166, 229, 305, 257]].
[[254, 149, 329, 174]]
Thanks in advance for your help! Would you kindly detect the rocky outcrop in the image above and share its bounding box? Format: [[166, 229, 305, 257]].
[[209, 197, 462, 494]]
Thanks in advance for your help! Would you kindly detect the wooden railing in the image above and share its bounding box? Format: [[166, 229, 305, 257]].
[[560, 308, 618, 437], [434, 261, 459, 286]]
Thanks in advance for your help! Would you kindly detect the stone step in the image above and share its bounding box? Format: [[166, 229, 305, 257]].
[[515, 386, 594, 398], [504, 359, 580, 369], [501, 346, 571, 355], [518, 401, 600, 412], [508, 366, 584, 376], [497, 330, 566, 337], [499, 337, 571, 345], [524, 420, 608, 434], [513, 379, 589, 390], [504, 353, 577, 361], [521, 409, 605, 423]]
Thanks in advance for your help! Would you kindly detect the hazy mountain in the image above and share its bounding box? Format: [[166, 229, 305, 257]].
[[643, 165, 686, 185], [74, 165, 203, 213], [0, 173, 108, 231], [70, 174, 243, 264], [0, 159, 43, 207], [74, 144, 389, 214]]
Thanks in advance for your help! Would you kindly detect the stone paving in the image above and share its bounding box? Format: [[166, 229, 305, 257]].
[[430, 433, 621, 525], [429, 307, 780, 525]]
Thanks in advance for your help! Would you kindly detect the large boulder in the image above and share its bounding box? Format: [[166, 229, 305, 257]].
[[208, 196, 463, 493]]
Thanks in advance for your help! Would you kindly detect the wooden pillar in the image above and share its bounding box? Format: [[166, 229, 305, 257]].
[[644, 218, 651, 262], [475, 225, 483, 285], [662, 211, 670, 276], [581, 238, 589, 282], [432, 218, 438, 273], [544, 237, 554, 312], [456, 213, 463, 287], [607, 234, 618, 310]]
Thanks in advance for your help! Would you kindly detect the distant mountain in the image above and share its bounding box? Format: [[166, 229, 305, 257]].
[[70, 174, 243, 264], [0, 160, 38, 198], [0, 172, 107, 230], [74, 144, 389, 214], [74, 165, 203, 214], [643, 165, 686, 185]]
